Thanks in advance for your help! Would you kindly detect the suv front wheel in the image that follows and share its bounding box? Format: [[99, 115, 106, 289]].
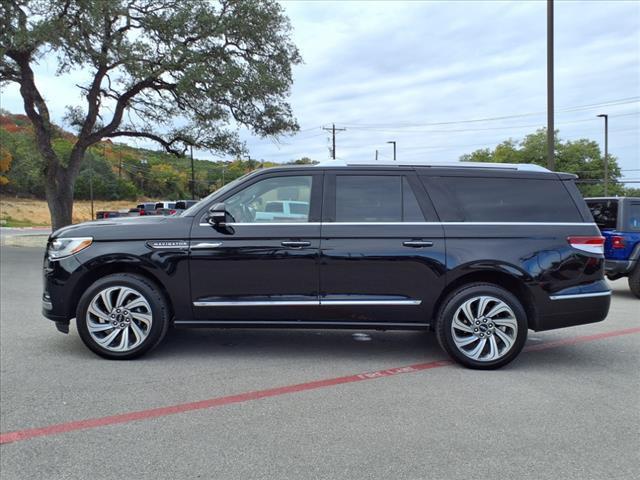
[[76, 273, 170, 359], [436, 283, 528, 369]]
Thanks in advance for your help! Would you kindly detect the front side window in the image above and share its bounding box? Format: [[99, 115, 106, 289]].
[[335, 175, 425, 222], [225, 176, 312, 223]]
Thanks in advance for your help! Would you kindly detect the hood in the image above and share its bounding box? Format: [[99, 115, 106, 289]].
[[51, 215, 192, 241]]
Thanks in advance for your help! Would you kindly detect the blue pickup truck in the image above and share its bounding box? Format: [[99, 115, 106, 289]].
[[586, 197, 640, 298]]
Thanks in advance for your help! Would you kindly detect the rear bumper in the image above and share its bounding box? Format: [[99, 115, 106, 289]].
[[535, 291, 611, 331], [605, 259, 636, 277]]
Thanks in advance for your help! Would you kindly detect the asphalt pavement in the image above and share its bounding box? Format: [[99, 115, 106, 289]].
[[0, 246, 638, 480]]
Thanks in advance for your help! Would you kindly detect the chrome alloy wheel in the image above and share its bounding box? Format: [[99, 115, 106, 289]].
[[86, 286, 153, 352], [450, 295, 518, 362]]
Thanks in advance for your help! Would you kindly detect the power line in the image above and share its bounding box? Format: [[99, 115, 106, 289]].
[[339, 97, 639, 128]]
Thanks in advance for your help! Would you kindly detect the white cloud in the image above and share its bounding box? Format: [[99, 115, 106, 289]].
[[1, 0, 638, 180]]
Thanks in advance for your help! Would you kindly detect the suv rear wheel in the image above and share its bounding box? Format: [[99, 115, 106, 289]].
[[628, 264, 640, 299], [76, 273, 170, 359], [436, 283, 528, 369]]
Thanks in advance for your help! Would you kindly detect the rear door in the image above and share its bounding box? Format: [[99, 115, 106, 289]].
[[318, 169, 446, 324]]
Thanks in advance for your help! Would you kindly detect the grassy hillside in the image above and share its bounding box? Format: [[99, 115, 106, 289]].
[[0, 111, 315, 203]]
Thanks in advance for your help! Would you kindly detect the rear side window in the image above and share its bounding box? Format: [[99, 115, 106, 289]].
[[586, 200, 618, 230], [335, 175, 425, 222], [628, 202, 640, 231], [421, 176, 582, 222]]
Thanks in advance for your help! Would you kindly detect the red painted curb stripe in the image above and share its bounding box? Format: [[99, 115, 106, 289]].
[[1, 327, 639, 445]]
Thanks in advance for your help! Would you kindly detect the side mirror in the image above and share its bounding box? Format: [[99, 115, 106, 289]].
[[208, 203, 228, 227]]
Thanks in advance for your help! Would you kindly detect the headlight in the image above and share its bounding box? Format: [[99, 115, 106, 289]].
[[48, 237, 93, 260]]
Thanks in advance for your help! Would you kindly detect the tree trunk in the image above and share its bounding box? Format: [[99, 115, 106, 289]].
[[45, 167, 75, 232]]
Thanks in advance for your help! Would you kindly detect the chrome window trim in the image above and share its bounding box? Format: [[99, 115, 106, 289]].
[[549, 291, 612, 300], [199, 222, 597, 227]]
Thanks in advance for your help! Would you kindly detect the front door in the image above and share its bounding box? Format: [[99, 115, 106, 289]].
[[319, 170, 446, 324], [189, 172, 323, 321]]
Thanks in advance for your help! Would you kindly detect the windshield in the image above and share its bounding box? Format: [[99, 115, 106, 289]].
[[180, 171, 256, 216]]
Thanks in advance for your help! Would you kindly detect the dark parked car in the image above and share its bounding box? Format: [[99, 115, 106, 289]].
[[135, 202, 158, 216], [42, 162, 610, 369], [586, 197, 640, 298]]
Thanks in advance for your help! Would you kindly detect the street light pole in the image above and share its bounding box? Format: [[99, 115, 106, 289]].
[[597, 114, 609, 196], [387, 141, 397, 161]]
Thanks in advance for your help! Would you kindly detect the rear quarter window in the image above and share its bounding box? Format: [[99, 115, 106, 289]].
[[421, 176, 583, 222], [627, 202, 640, 231]]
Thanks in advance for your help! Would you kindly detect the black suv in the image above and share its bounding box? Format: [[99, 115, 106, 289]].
[[43, 162, 610, 369]]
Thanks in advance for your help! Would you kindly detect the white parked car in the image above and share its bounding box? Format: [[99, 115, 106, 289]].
[[254, 200, 309, 221]]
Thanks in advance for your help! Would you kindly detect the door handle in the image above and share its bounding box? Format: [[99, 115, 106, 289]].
[[402, 240, 433, 248], [191, 242, 223, 249], [281, 241, 311, 249]]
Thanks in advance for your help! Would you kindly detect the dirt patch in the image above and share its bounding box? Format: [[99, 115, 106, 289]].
[[1, 196, 136, 226]]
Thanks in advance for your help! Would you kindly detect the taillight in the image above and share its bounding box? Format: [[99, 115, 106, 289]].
[[611, 235, 625, 249], [140, 210, 146, 216], [567, 236, 605, 255], [169, 209, 176, 215]]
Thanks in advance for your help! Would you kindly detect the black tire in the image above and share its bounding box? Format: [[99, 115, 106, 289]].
[[628, 264, 640, 299], [436, 283, 528, 370], [76, 273, 170, 359]]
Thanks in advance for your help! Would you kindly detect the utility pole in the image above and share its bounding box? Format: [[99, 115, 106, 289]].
[[118, 148, 122, 179], [89, 153, 94, 219], [190, 145, 196, 199], [387, 141, 397, 161], [547, 0, 555, 170], [597, 114, 609, 195], [375, 149, 378, 161], [322, 123, 346, 159]]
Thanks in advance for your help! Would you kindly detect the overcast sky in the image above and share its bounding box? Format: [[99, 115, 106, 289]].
[[2, 0, 639, 181]]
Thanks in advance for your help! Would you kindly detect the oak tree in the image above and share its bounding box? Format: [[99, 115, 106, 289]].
[[1, 0, 301, 229]]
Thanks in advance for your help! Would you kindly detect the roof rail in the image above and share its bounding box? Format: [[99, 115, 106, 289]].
[[315, 159, 551, 173]]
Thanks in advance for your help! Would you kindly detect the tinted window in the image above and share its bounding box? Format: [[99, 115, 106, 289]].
[[586, 200, 618, 230], [225, 176, 312, 223], [628, 202, 640, 231], [422, 176, 582, 222], [335, 175, 425, 222], [403, 177, 425, 221]]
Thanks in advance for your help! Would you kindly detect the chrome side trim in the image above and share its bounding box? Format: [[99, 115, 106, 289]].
[[191, 242, 223, 249], [549, 291, 612, 300], [320, 299, 422, 306], [193, 299, 421, 307], [175, 320, 430, 328], [194, 300, 320, 307]]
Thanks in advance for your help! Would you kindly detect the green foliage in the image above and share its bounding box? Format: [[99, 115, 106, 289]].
[[1, 112, 318, 201], [460, 128, 634, 197]]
